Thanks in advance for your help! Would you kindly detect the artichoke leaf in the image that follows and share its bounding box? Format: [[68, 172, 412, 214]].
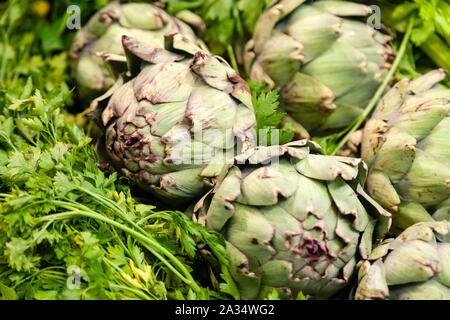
[[355, 259, 389, 300], [388, 278, 450, 300], [225, 204, 276, 267], [328, 177, 370, 232], [283, 4, 341, 63], [383, 240, 442, 286], [239, 159, 299, 206], [294, 154, 360, 181]]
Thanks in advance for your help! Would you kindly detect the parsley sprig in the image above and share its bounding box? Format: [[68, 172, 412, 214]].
[[0, 79, 237, 300]]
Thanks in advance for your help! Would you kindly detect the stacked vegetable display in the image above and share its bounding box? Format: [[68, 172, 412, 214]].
[[0, 0, 448, 300]]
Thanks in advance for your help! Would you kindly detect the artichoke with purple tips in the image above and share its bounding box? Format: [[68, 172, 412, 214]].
[[193, 140, 391, 299], [361, 69, 450, 233], [355, 221, 450, 300], [244, 0, 393, 133], [89, 33, 256, 205], [70, 1, 204, 100]]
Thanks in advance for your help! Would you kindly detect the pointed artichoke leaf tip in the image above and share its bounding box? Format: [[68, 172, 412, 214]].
[[87, 77, 124, 125], [164, 32, 203, 56], [227, 71, 253, 109], [200, 163, 233, 184], [252, 1, 285, 53], [190, 50, 251, 104], [96, 51, 128, 80], [408, 69, 448, 94], [356, 184, 392, 219], [243, 39, 256, 74], [175, 10, 206, 33], [282, 141, 312, 160], [69, 30, 88, 60], [236, 142, 308, 165], [193, 189, 214, 215], [96, 51, 126, 63], [275, 0, 308, 19], [98, 2, 120, 25], [306, 139, 324, 154], [121, 35, 182, 72], [94, 136, 116, 173]]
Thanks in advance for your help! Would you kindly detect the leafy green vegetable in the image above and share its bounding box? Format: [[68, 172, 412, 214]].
[[249, 81, 294, 146], [0, 78, 235, 300], [0, 0, 114, 108]]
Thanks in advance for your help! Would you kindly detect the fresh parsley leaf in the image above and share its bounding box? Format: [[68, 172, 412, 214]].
[[249, 81, 294, 146]]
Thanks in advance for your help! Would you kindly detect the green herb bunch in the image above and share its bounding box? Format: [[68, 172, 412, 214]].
[[0, 79, 237, 300]]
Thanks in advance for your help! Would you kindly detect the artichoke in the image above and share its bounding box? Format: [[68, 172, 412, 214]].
[[355, 221, 450, 300], [193, 140, 391, 299], [70, 1, 204, 100], [244, 0, 393, 133], [361, 69, 450, 233], [89, 33, 256, 205]]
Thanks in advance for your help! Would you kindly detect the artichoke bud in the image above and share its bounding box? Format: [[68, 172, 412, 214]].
[[362, 69, 450, 233], [89, 33, 256, 205], [244, 0, 394, 133], [355, 221, 450, 300], [193, 140, 391, 299], [70, 1, 203, 102]]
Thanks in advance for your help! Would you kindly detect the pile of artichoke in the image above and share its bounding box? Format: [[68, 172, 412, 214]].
[[70, 1, 205, 100], [74, 0, 449, 300], [244, 0, 393, 133], [361, 69, 450, 233], [355, 221, 450, 300], [193, 141, 391, 299]]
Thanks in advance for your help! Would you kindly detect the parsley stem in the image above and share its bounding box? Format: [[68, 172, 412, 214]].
[[73, 185, 150, 237], [111, 227, 133, 258], [0, 132, 18, 152], [0, 30, 8, 85], [11, 267, 66, 289], [330, 15, 415, 156], [40, 205, 202, 294], [227, 45, 239, 73], [110, 284, 153, 300]]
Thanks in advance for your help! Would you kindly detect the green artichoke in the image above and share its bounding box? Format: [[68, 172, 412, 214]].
[[355, 221, 450, 300], [89, 33, 256, 205], [70, 1, 204, 100], [193, 140, 391, 299], [361, 69, 450, 234], [244, 0, 393, 133]]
